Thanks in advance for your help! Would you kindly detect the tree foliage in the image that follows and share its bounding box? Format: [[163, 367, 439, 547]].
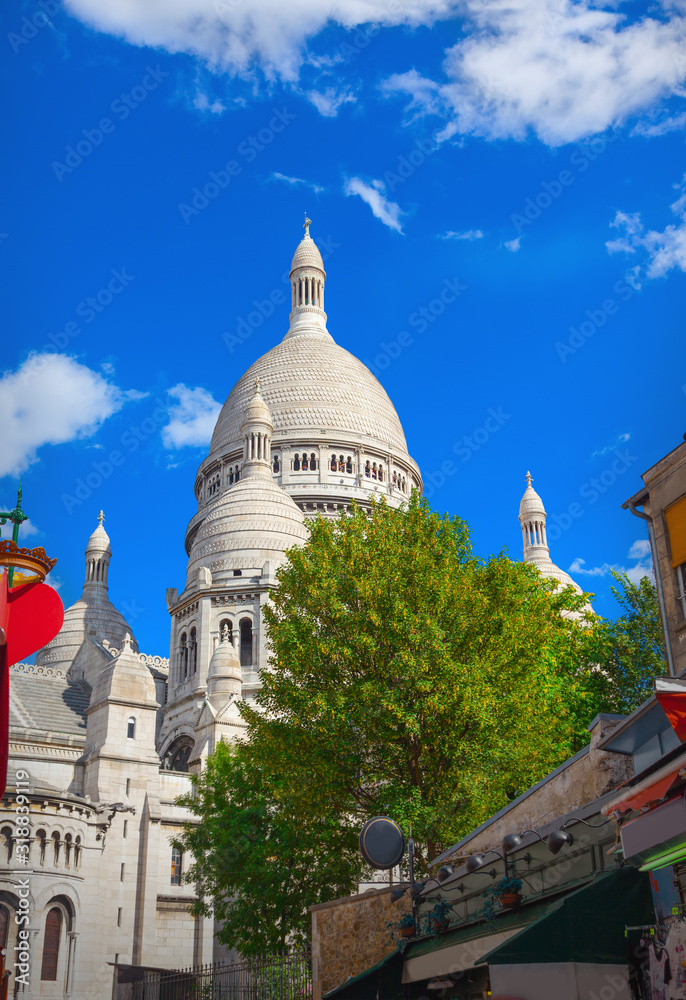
[[177, 495, 637, 952], [580, 570, 666, 716]]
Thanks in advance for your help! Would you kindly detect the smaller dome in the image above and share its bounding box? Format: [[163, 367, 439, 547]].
[[207, 636, 242, 709], [241, 380, 272, 429], [519, 473, 546, 519], [86, 512, 111, 554], [290, 235, 325, 276]]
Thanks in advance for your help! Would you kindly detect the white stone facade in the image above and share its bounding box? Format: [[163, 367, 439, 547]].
[[0, 229, 584, 999]]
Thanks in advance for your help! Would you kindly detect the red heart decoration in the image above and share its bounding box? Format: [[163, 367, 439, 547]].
[[0, 574, 64, 666]]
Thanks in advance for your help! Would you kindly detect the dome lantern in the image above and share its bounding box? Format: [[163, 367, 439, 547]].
[[286, 215, 330, 340], [240, 379, 273, 481]]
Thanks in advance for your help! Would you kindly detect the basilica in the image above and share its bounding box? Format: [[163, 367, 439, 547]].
[[0, 224, 584, 997]]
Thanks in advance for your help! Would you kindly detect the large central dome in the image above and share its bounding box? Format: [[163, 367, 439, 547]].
[[209, 336, 409, 458], [191, 224, 421, 536]]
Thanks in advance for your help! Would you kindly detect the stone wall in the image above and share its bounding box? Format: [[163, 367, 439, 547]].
[[311, 886, 411, 997]]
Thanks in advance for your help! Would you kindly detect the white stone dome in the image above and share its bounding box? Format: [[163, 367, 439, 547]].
[[185, 476, 308, 584], [290, 234, 326, 275], [208, 337, 410, 459]]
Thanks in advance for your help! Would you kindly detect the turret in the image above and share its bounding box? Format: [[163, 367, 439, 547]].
[[286, 215, 330, 340], [240, 379, 274, 480]]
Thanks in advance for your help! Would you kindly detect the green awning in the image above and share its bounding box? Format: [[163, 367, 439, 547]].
[[323, 948, 403, 1000], [481, 865, 654, 966], [403, 866, 654, 984]]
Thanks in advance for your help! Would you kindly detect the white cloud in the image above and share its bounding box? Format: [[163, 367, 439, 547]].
[[305, 87, 356, 117], [591, 432, 630, 458], [193, 91, 226, 114], [62, 0, 686, 141], [439, 229, 483, 240], [504, 237, 521, 252], [63, 0, 460, 84], [606, 176, 686, 286], [0, 516, 39, 540], [344, 177, 404, 233], [161, 384, 222, 449], [569, 540, 654, 586], [631, 113, 686, 138], [271, 172, 324, 193], [0, 354, 140, 477], [384, 2, 686, 146]]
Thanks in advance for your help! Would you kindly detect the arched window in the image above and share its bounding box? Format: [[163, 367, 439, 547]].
[[378, 466, 384, 482], [219, 619, 233, 645], [293, 453, 301, 471], [0, 906, 8, 949], [189, 627, 197, 674], [372, 463, 378, 480], [179, 633, 188, 680], [165, 736, 194, 772], [273, 455, 280, 473], [74, 835, 81, 868], [365, 461, 371, 478], [171, 847, 182, 885], [311, 453, 317, 470], [127, 717, 135, 740], [1, 827, 12, 864], [330, 455, 337, 471], [52, 831, 60, 864], [301, 453, 309, 471], [64, 833, 72, 867], [36, 829, 46, 865], [338, 456, 345, 472], [40, 908, 62, 981], [239, 618, 253, 667], [346, 456, 352, 474], [235, 468, 240, 482]]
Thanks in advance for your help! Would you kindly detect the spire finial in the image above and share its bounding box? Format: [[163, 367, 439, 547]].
[[525, 471, 533, 487], [254, 377, 261, 394], [98, 510, 105, 526], [303, 213, 311, 237]]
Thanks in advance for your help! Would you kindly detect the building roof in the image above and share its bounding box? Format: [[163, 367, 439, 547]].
[[9, 664, 88, 736]]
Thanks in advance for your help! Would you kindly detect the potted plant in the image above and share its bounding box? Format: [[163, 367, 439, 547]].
[[397, 913, 417, 939], [498, 876, 523, 908], [424, 899, 451, 935]]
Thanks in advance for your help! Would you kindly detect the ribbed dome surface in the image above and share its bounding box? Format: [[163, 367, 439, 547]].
[[290, 235, 325, 275], [209, 336, 409, 460], [519, 484, 546, 518], [35, 596, 136, 668], [186, 476, 308, 582]]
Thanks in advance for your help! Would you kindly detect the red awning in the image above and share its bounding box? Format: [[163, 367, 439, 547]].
[[656, 677, 686, 742], [604, 756, 686, 816]]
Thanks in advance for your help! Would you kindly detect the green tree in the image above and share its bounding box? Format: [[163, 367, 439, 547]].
[[581, 570, 667, 716], [178, 495, 598, 952], [176, 740, 363, 955]]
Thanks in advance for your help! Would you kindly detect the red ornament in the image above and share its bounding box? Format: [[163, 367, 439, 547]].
[[0, 571, 64, 797]]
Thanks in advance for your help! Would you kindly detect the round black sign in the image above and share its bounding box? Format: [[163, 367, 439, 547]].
[[359, 817, 406, 869]]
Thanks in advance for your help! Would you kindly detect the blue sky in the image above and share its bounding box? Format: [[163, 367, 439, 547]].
[[1, 0, 685, 656]]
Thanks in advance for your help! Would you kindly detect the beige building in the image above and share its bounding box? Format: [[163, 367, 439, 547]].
[[623, 434, 686, 676], [0, 224, 589, 999]]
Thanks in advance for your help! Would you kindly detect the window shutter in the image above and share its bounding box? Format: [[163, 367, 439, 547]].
[[40, 908, 62, 981], [666, 495, 686, 568]]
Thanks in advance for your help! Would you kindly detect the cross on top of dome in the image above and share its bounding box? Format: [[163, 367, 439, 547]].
[[303, 213, 311, 236], [98, 510, 105, 526]]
